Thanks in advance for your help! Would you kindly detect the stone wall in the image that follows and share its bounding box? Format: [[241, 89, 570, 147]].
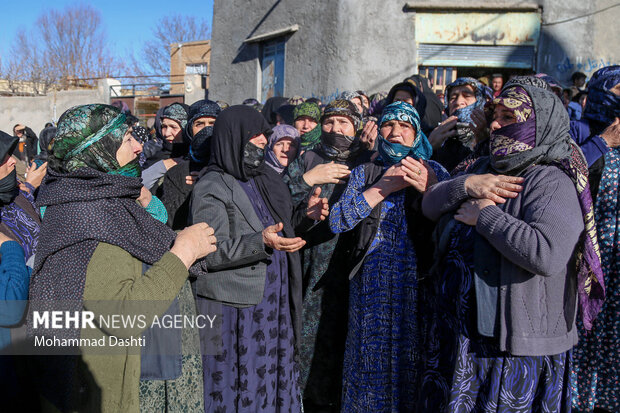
[[0, 79, 119, 136]]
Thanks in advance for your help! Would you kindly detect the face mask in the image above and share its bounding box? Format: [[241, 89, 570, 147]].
[[377, 137, 413, 166], [242, 141, 265, 176], [490, 119, 536, 159], [189, 126, 214, 164], [319, 131, 361, 161], [0, 168, 17, 204], [376, 127, 433, 166], [321, 131, 355, 150]]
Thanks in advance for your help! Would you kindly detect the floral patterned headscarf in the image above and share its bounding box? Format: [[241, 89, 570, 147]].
[[490, 86, 536, 158], [50, 104, 139, 177]]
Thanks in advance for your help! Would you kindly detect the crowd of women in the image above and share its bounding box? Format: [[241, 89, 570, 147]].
[[0, 64, 618, 413]]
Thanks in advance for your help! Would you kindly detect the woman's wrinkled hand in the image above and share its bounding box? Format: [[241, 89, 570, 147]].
[[454, 198, 496, 226], [136, 186, 152, 207], [262, 222, 306, 252], [464, 173, 524, 203], [359, 120, 378, 150], [428, 116, 458, 149], [306, 187, 329, 221], [25, 162, 48, 189], [302, 161, 350, 186], [170, 223, 217, 269], [401, 157, 438, 193]]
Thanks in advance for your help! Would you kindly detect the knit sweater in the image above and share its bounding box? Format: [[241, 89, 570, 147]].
[[423, 164, 584, 356], [79, 243, 188, 413]]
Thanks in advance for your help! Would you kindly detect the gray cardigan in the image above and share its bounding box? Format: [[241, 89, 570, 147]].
[[190, 171, 271, 306], [422, 164, 584, 356]]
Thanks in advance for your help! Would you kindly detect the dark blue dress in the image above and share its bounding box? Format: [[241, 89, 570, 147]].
[[330, 161, 449, 413], [199, 178, 301, 412], [417, 220, 572, 413]]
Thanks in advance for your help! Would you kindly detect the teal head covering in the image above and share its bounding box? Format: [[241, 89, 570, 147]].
[[50, 104, 140, 177], [377, 101, 433, 165]]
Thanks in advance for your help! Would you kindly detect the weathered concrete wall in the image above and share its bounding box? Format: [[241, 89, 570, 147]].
[[210, 0, 416, 103], [210, 0, 619, 103], [210, 0, 338, 104], [0, 79, 117, 136], [537, 0, 619, 84]]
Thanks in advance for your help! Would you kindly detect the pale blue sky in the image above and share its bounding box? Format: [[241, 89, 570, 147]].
[[0, 0, 214, 70]]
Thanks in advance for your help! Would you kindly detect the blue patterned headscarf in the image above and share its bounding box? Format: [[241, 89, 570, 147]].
[[377, 101, 433, 165], [444, 77, 486, 123], [583, 65, 620, 126]]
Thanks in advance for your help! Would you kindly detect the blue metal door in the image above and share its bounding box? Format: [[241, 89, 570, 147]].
[[261, 39, 285, 100]]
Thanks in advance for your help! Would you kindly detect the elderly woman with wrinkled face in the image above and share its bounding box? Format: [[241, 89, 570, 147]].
[[28, 104, 216, 413], [419, 77, 603, 412], [429, 77, 490, 174], [283, 99, 374, 411], [329, 101, 448, 412]]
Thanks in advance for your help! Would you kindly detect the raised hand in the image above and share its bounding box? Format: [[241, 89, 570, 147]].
[[25, 161, 48, 189], [359, 120, 378, 150], [303, 161, 350, 186], [428, 116, 458, 149], [306, 187, 329, 221], [170, 222, 217, 269], [262, 222, 306, 252], [464, 174, 524, 203], [469, 108, 488, 143]]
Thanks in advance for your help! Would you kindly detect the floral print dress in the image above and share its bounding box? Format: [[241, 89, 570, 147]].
[[330, 161, 448, 413], [199, 178, 301, 413], [571, 147, 620, 413]]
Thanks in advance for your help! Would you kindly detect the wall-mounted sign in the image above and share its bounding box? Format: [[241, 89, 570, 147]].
[[415, 12, 541, 46]]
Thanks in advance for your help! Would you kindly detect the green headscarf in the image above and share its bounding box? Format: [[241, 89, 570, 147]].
[[50, 104, 140, 177], [294, 101, 322, 149]]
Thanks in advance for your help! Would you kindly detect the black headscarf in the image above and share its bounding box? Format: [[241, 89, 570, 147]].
[[386, 82, 431, 134], [207, 105, 302, 341], [405, 75, 444, 129], [185, 99, 221, 166], [33, 126, 56, 164], [0, 130, 19, 204], [143, 104, 190, 167], [261, 96, 289, 127], [276, 104, 296, 125]]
